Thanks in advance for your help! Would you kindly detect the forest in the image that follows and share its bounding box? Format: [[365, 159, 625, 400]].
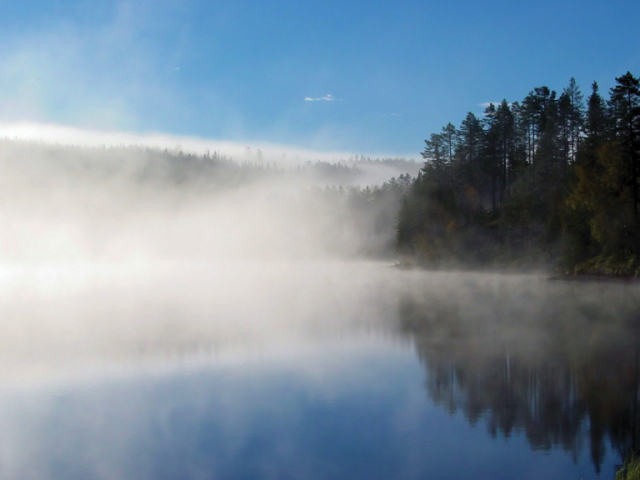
[[396, 72, 640, 276]]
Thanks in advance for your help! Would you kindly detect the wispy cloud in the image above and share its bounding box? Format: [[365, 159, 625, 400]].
[[383, 113, 402, 117], [304, 94, 337, 102]]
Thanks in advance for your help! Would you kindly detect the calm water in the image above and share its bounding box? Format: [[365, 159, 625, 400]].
[[0, 262, 638, 479]]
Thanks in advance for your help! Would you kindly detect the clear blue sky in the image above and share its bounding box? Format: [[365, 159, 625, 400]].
[[0, 0, 638, 156]]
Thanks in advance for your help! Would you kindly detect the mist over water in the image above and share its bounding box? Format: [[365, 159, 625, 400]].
[[0, 137, 637, 479], [0, 136, 416, 379]]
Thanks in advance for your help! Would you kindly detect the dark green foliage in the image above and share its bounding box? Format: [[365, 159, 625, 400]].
[[397, 73, 640, 275]]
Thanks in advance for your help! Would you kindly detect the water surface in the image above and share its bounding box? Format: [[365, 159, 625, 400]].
[[0, 263, 637, 479]]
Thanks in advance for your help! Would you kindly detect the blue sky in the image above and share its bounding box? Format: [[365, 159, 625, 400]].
[[0, 0, 638, 156]]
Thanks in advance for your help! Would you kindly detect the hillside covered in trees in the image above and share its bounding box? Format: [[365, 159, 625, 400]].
[[396, 72, 640, 276]]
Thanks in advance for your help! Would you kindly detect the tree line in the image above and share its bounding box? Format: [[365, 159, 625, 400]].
[[396, 72, 640, 275]]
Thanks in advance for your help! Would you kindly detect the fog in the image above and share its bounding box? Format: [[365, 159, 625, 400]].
[[0, 133, 417, 380], [0, 135, 416, 264], [1, 138, 638, 479], [0, 130, 635, 383], [0, 122, 419, 184], [2, 130, 637, 479], [0, 261, 637, 478]]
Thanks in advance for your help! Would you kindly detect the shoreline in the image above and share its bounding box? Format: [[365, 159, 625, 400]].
[[390, 263, 640, 284], [548, 273, 640, 284]]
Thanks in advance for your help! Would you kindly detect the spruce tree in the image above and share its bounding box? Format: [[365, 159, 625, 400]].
[[610, 72, 640, 240]]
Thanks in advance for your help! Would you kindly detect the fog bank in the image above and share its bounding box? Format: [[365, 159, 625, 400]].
[[0, 138, 414, 264]]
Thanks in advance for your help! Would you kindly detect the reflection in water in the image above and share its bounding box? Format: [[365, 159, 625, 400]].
[[0, 265, 637, 478], [0, 261, 398, 379], [396, 273, 640, 474]]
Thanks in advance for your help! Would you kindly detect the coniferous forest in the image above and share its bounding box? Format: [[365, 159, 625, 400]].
[[396, 72, 640, 276]]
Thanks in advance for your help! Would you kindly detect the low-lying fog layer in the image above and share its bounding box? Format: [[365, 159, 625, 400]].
[[0, 144, 636, 480], [0, 138, 415, 379], [0, 261, 402, 379], [0, 264, 636, 479], [2, 137, 638, 424], [0, 140, 413, 263]]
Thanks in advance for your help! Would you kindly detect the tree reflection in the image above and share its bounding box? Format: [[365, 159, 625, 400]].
[[396, 275, 640, 473]]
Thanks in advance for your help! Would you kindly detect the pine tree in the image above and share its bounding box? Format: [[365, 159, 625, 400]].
[[564, 78, 585, 163], [482, 103, 502, 210], [456, 112, 484, 186], [610, 72, 640, 238], [585, 82, 608, 149], [441, 122, 457, 166], [421, 132, 446, 173]]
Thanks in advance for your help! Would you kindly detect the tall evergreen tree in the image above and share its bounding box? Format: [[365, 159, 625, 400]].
[[441, 122, 458, 166], [482, 102, 515, 209], [456, 112, 484, 186], [585, 82, 609, 149], [610, 72, 640, 238], [496, 100, 515, 197], [482, 103, 501, 210], [564, 78, 585, 163], [522, 86, 555, 164], [421, 132, 446, 173]]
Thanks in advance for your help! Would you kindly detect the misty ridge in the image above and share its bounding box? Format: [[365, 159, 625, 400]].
[[0, 138, 418, 263]]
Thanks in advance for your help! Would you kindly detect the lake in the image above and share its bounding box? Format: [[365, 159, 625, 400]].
[[0, 262, 637, 479]]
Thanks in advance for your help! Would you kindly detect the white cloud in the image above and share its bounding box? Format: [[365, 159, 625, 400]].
[[304, 94, 337, 102]]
